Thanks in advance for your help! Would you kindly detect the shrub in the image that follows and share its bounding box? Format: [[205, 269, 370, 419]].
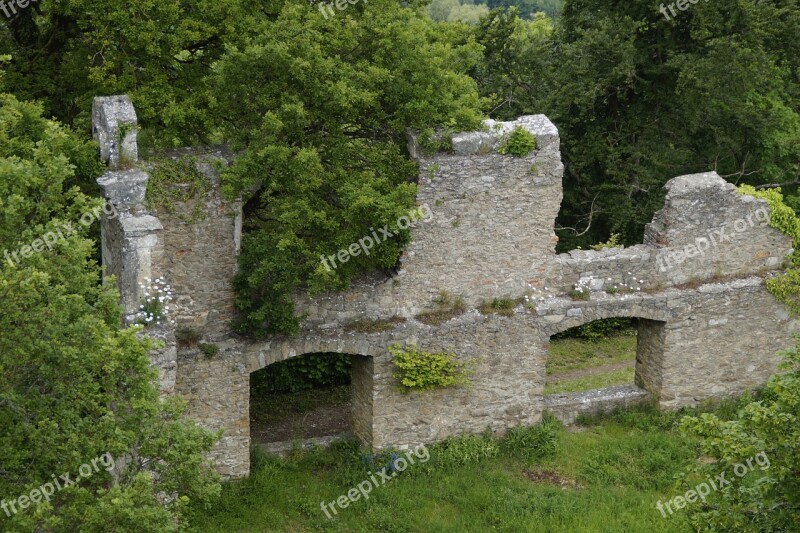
[[678, 337, 800, 531], [497, 126, 537, 157], [738, 185, 800, 315], [146, 157, 211, 223], [199, 343, 219, 358], [389, 344, 473, 391], [569, 288, 590, 301]]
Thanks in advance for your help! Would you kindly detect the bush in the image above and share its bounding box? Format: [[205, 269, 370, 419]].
[[678, 337, 800, 531], [497, 126, 537, 157], [738, 185, 800, 315], [389, 344, 473, 391], [251, 353, 351, 394]]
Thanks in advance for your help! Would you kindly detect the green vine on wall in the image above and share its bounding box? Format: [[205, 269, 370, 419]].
[[738, 185, 800, 314], [389, 343, 473, 392], [146, 157, 211, 223]]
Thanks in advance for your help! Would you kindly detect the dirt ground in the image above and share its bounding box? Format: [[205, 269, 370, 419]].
[[250, 386, 352, 444]]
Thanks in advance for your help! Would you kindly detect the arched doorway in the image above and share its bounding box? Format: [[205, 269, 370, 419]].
[[249, 352, 373, 453]]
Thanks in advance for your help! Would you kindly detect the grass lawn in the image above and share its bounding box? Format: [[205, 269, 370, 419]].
[[189, 405, 703, 533], [545, 334, 637, 394]]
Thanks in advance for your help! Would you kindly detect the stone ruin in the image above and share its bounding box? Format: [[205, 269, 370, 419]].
[[92, 95, 798, 478]]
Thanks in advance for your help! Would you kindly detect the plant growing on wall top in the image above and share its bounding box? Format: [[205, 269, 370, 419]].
[[146, 157, 211, 223], [497, 126, 537, 157], [389, 344, 473, 391]]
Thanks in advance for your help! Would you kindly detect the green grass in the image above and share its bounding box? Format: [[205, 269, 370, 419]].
[[250, 385, 350, 426], [189, 406, 698, 533], [545, 334, 637, 393], [547, 335, 637, 375], [545, 367, 635, 394]]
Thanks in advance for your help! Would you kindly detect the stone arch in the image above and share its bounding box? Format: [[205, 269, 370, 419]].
[[540, 299, 672, 338], [243, 336, 384, 454], [541, 299, 672, 400]]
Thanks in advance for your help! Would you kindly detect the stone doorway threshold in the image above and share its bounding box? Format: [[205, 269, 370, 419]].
[[257, 433, 354, 457]]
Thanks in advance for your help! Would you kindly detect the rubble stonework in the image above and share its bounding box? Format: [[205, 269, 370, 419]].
[[94, 96, 799, 479]]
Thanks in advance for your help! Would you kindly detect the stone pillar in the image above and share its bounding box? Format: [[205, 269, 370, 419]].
[[94, 95, 174, 397], [351, 355, 374, 446], [634, 319, 667, 396], [92, 95, 139, 169]]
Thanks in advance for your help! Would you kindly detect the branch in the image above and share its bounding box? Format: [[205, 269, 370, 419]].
[[555, 194, 598, 237], [755, 180, 800, 190]]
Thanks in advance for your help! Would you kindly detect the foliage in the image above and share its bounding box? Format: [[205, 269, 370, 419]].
[[414, 290, 467, 325], [427, 0, 491, 24], [251, 353, 352, 394], [678, 338, 800, 531], [134, 277, 175, 326], [0, 95, 220, 531], [487, 0, 564, 18], [474, 1, 800, 251], [343, 316, 407, 333], [479, 297, 517, 316], [569, 288, 590, 300], [423, 430, 500, 469], [553, 317, 636, 341], [199, 343, 219, 358], [501, 414, 561, 460], [590, 233, 621, 251], [210, 1, 484, 335], [0, 0, 256, 147], [738, 185, 800, 315], [146, 157, 212, 223], [389, 344, 473, 391], [497, 125, 537, 157]]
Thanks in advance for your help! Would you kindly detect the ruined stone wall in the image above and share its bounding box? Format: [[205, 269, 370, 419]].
[[145, 147, 242, 341], [93, 95, 799, 480]]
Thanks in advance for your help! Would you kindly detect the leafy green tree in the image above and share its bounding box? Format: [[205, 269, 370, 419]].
[[679, 338, 800, 530], [0, 93, 220, 532], [0, 0, 255, 147], [486, 0, 564, 19], [475, 0, 800, 250], [447, 2, 491, 24], [210, 0, 484, 335]]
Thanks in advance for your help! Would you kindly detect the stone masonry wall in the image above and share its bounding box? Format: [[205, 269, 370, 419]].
[[93, 95, 799, 479]]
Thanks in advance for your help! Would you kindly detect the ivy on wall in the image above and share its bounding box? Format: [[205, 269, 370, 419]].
[[738, 185, 800, 315], [389, 344, 473, 391]]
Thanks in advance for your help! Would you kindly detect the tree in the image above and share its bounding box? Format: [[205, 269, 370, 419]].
[[0, 0, 255, 147], [0, 93, 220, 532], [679, 338, 800, 530], [474, 0, 800, 250], [210, 0, 484, 335]]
